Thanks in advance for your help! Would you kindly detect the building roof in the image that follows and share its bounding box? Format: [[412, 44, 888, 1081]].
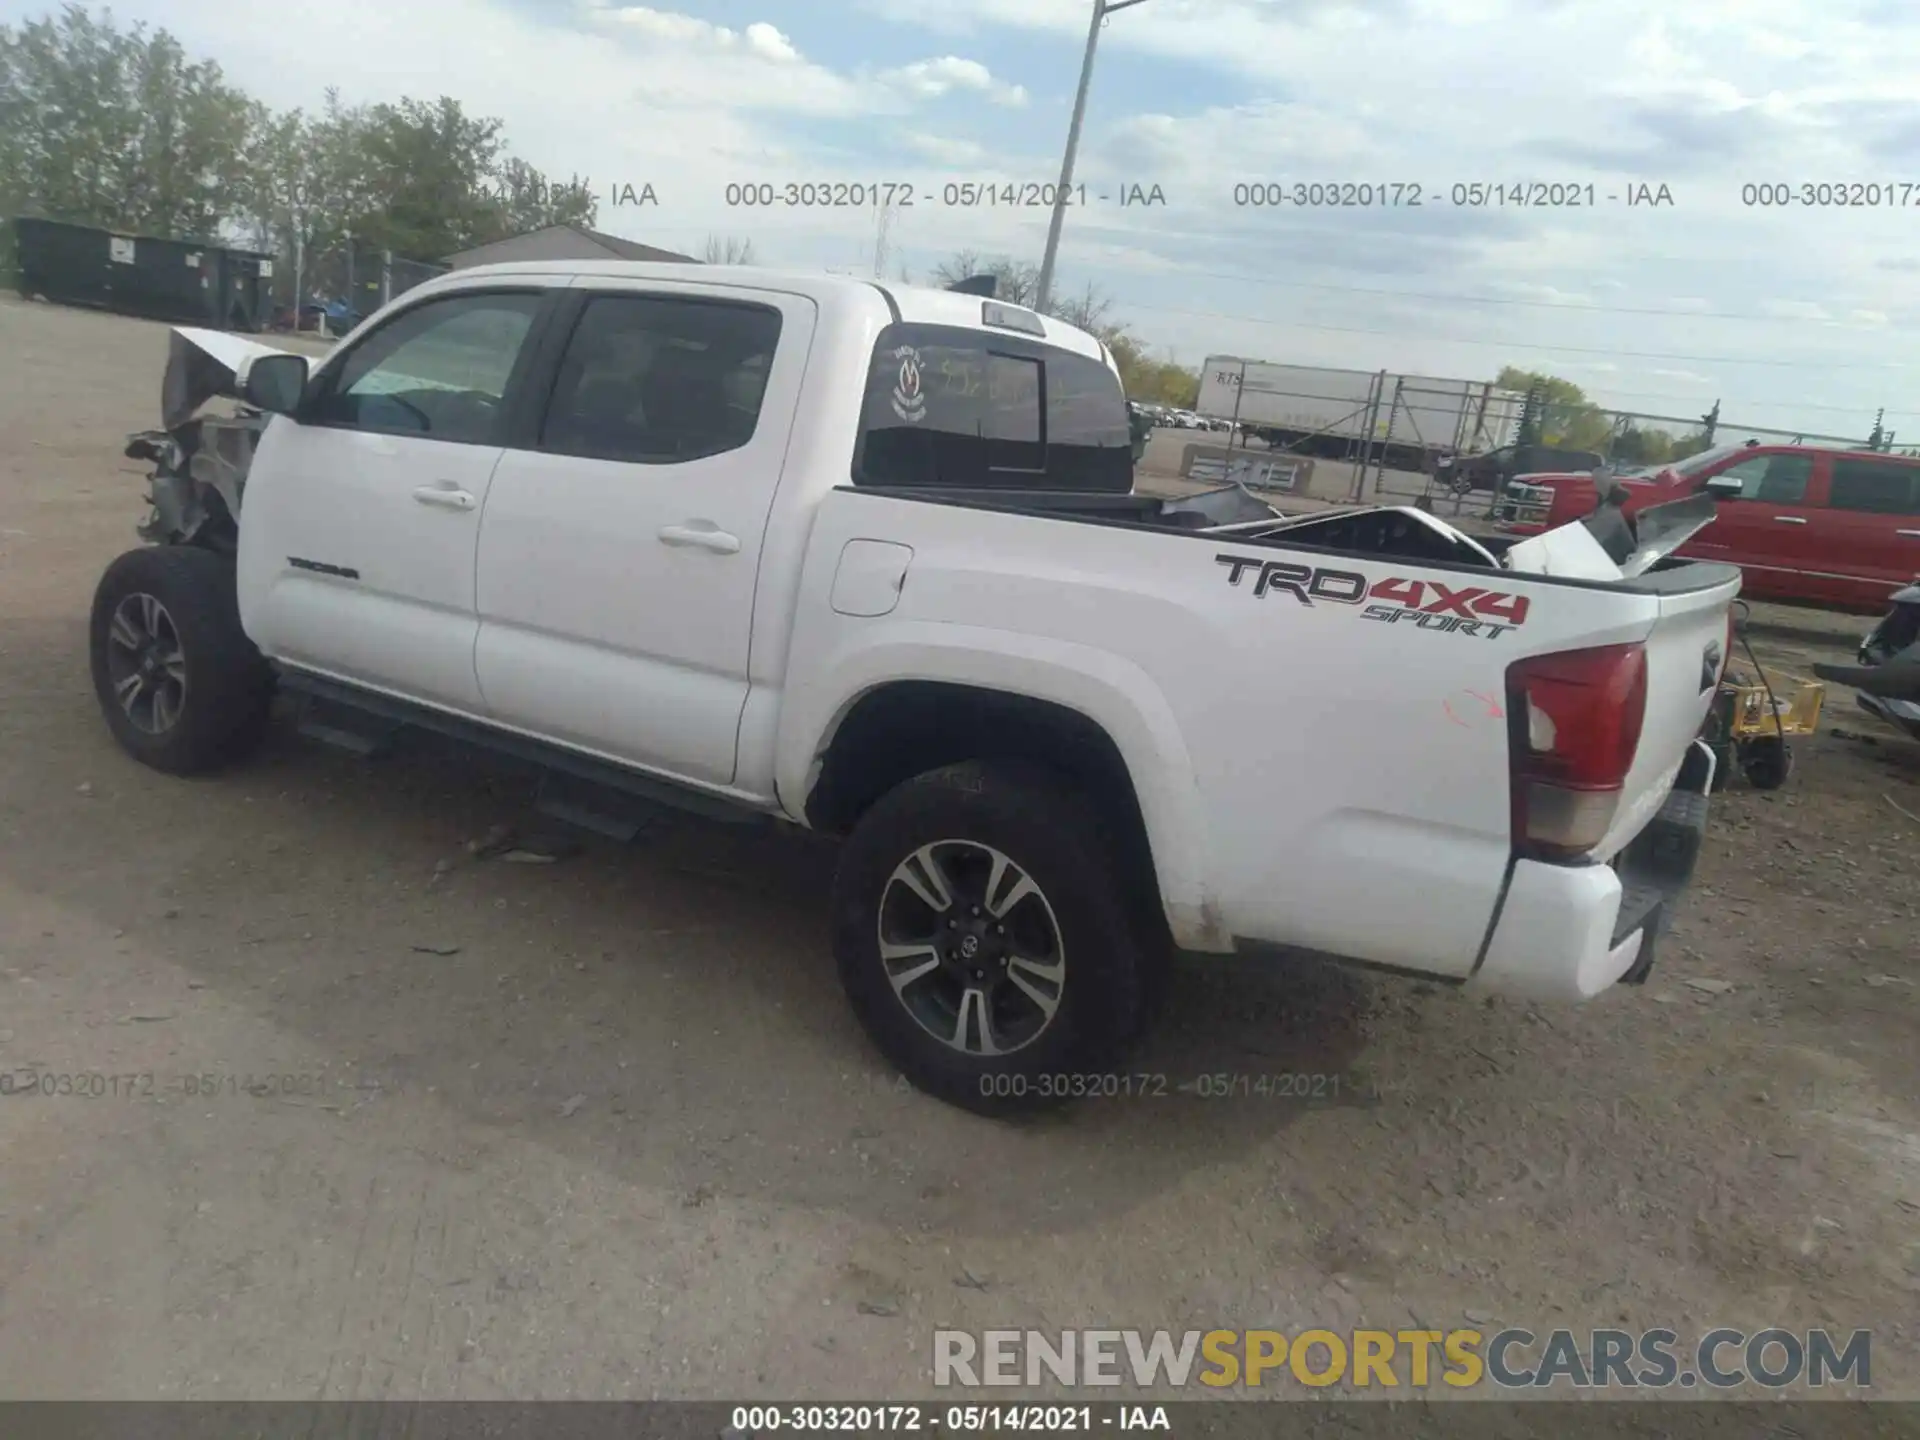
[[443, 224, 697, 267]]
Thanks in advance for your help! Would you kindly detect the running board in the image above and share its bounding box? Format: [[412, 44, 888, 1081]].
[[274, 669, 772, 831], [533, 770, 670, 842], [294, 695, 401, 758]]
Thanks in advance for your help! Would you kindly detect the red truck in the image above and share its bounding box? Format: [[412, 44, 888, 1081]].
[[1496, 442, 1920, 612]]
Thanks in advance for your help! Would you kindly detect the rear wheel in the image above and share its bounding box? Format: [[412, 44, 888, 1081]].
[[831, 761, 1158, 1116], [89, 546, 273, 775]]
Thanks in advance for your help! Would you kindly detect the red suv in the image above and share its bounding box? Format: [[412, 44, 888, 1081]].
[[1498, 443, 1920, 611]]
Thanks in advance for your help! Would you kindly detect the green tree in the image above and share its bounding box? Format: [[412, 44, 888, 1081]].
[[349, 96, 503, 259], [1496, 365, 1612, 450], [240, 89, 376, 301], [0, 3, 261, 238], [242, 89, 597, 283], [484, 154, 595, 240], [1667, 429, 1718, 461], [1610, 422, 1682, 466]]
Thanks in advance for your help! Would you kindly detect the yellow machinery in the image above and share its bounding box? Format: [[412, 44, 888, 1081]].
[[1704, 666, 1825, 790]]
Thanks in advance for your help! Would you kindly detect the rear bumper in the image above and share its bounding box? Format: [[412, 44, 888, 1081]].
[[1469, 740, 1716, 1001]]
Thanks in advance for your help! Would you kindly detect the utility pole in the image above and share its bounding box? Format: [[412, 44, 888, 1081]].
[[290, 183, 305, 329], [1034, 0, 1151, 314], [872, 197, 896, 280]]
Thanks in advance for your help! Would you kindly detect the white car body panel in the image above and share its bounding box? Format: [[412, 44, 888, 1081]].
[[229, 262, 1739, 995]]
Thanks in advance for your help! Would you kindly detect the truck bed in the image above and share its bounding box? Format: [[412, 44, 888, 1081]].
[[845, 484, 1742, 598]]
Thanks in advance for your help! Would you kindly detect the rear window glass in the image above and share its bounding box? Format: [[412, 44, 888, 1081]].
[[854, 322, 1131, 491]]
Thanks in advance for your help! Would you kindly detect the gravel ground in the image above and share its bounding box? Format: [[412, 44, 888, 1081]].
[[0, 295, 1916, 1404]]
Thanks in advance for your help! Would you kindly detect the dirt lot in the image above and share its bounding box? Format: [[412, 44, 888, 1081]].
[[0, 295, 1916, 1404]]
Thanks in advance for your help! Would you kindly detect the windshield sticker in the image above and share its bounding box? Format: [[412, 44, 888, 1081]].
[[889, 345, 926, 423]]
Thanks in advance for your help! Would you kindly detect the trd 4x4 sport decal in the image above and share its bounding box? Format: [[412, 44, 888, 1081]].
[[1216, 554, 1531, 640]]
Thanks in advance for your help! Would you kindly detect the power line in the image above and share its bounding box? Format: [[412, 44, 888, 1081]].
[[1114, 298, 1910, 371], [1164, 267, 1908, 327], [645, 211, 1908, 326], [1575, 388, 1918, 420]]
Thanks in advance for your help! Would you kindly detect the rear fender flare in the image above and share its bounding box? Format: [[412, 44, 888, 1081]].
[[777, 622, 1229, 952]]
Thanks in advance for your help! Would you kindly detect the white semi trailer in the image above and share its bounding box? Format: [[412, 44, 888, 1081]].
[[1196, 357, 1525, 470]]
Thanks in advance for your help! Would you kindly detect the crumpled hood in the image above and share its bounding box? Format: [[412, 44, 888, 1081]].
[[162, 326, 299, 430]]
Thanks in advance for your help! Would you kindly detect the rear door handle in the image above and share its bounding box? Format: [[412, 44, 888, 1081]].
[[412, 485, 475, 511], [658, 522, 741, 555], [1898, 529, 1920, 538], [1772, 515, 1807, 524]]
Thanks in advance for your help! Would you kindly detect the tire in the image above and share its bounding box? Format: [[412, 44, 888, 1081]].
[[89, 546, 274, 775], [1739, 736, 1793, 791], [831, 760, 1159, 1117]]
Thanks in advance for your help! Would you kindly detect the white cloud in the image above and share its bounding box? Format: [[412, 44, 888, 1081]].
[[903, 132, 991, 166], [1486, 282, 1600, 307], [744, 22, 800, 62], [1650, 369, 1713, 384], [882, 56, 1027, 106], [1761, 300, 1836, 322], [44, 0, 1920, 430]]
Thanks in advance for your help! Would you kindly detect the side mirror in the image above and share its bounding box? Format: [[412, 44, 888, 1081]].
[[240, 353, 309, 415], [1703, 474, 1745, 499]]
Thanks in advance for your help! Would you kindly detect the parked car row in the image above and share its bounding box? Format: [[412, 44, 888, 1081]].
[[1132, 403, 1236, 432], [1494, 440, 1920, 612], [1434, 442, 1607, 494]]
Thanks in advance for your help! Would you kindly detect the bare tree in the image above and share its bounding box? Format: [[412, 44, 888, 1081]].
[[932, 250, 1039, 307], [1048, 281, 1114, 334], [702, 233, 756, 265]]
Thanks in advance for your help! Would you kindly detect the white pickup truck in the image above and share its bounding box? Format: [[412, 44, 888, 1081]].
[[88, 264, 1739, 1113]]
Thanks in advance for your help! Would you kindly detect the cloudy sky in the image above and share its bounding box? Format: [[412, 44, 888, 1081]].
[[12, 0, 1918, 436]]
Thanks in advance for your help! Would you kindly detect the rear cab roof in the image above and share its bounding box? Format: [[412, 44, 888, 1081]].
[[408, 261, 1111, 366]]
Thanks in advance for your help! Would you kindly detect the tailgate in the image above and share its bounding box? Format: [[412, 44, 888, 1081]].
[[1597, 568, 1740, 860]]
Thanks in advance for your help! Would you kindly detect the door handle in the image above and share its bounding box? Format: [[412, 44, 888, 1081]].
[[1771, 515, 1807, 524], [412, 485, 475, 511], [1898, 529, 1920, 538], [658, 522, 741, 555]]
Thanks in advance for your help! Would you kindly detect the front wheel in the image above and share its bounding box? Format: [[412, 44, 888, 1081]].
[[831, 761, 1159, 1116], [89, 546, 274, 775]]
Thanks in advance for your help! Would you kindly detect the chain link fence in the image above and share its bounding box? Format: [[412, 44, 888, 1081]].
[[273, 240, 448, 333], [1192, 358, 1911, 516]]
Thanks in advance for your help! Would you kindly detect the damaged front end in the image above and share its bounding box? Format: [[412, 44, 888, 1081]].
[[129, 327, 299, 552]]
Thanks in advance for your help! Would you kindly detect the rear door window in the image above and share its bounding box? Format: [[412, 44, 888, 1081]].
[[1828, 458, 1920, 514], [855, 322, 1130, 491], [537, 294, 782, 464]]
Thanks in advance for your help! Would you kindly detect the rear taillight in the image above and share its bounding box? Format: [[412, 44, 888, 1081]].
[[1505, 642, 1649, 861]]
